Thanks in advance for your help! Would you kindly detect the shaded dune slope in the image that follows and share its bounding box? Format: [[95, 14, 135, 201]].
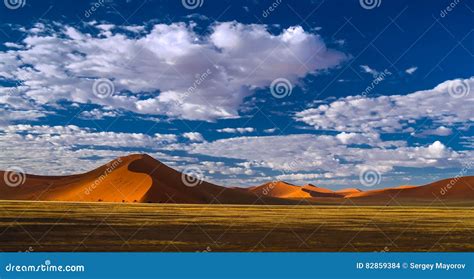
[[0, 154, 473, 205], [0, 154, 293, 204], [346, 177, 474, 201]]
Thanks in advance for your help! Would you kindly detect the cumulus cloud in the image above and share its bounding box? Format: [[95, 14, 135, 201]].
[[415, 126, 453, 137], [183, 132, 205, 142], [0, 124, 180, 174], [295, 77, 474, 133], [0, 21, 346, 122], [79, 108, 119, 120], [188, 134, 465, 180], [6, 124, 177, 147], [217, 127, 255, 134]]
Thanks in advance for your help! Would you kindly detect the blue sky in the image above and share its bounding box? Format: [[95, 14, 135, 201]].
[[0, 0, 473, 189]]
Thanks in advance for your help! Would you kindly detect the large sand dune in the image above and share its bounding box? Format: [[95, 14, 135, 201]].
[[1, 154, 473, 205], [0, 154, 291, 204]]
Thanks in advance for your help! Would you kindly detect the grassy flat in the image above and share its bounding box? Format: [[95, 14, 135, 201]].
[[1, 200, 473, 252]]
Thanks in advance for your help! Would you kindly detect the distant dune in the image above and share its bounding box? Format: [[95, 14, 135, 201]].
[[335, 188, 362, 195], [1, 154, 473, 205], [346, 177, 474, 202], [249, 181, 312, 198]]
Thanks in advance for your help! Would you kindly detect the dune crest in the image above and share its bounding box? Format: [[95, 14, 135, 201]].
[[1, 154, 473, 205], [0, 154, 290, 204]]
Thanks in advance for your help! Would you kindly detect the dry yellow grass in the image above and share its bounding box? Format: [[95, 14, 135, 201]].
[[1, 200, 473, 252]]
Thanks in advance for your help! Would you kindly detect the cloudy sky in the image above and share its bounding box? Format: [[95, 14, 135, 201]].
[[0, 0, 473, 189]]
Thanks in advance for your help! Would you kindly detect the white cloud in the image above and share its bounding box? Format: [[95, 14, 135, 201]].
[[183, 132, 205, 142], [79, 108, 119, 120], [415, 126, 453, 137], [217, 127, 256, 134], [5, 124, 177, 148], [427, 141, 448, 158], [460, 136, 474, 148], [275, 173, 322, 181], [264, 128, 277, 133], [0, 124, 181, 175], [295, 77, 474, 133], [360, 65, 379, 76], [188, 134, 465, 180], [201, 161, 254, 176], [405, 66, 418, 75], [0, 21, 346, 122], [0, 124, 469, 187]]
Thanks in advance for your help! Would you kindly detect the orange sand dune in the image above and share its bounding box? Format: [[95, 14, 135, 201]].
[[0, 154, 290, 204], [346, 177, 474, 201], [1, 154, 473, 205], [249, 182, 345, 199], [335, 188, 362, 196], [301, 184, 344, 198], [249, 181, 312, 198], [0, 155, 150, 203]]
